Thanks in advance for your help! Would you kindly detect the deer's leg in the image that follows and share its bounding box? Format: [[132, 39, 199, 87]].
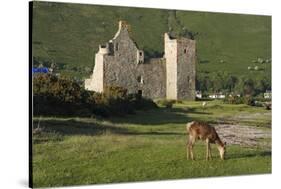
[[187, 135, 191, 160], [187, 136, 191, 160], [208, 143, 212, 160], [188, 135, 195, 160], [206, 139, 210, 160]]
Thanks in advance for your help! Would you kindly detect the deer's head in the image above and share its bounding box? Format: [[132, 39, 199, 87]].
[[218, 142, 227, 160]]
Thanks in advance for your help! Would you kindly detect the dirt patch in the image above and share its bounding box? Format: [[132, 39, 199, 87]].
[[213, 112, 271, 149], [215, 124, 271, 148]]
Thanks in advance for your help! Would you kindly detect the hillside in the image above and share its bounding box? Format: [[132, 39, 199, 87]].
[[32, 1, 271, 81]]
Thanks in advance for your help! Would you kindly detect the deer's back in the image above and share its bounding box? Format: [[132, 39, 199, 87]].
[[188, 121, 219, 143]]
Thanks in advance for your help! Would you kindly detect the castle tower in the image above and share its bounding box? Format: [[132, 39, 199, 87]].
[[164, 33, 196, 100], [85, 44, 110, 92]]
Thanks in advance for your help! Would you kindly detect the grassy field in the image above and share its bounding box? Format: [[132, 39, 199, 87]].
[[32, 100, 271, 187], [32, 1, 271, 79]]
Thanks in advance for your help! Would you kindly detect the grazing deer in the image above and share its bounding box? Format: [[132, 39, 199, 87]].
[[186, 121, 226, 160]]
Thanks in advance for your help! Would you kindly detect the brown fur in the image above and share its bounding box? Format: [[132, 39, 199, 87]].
[[186, 121, 226, 160]]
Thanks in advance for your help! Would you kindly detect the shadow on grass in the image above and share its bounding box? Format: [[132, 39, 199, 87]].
[[33, 119, 129, 136], [228, 150, 271, 160], [32, 106, 213, 144], [108, 107, 211, 126], [172, 107, 212, 115], [32, 118, 185, 143], [124, 131, 185, 136]]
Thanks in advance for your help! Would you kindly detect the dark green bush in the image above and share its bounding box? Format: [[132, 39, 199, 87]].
[[33, 74, 157, 117], [156, 99, 176, 108], [128, 94, 158, 110], [264, 102, 271, 110], [176, 100, 183, 104], [223, 95, 243, 104], [224, 95, 259, 106], [243, 95, 255, 106]]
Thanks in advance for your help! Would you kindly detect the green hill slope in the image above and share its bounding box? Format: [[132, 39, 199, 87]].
[[32, 1, 271, 81]]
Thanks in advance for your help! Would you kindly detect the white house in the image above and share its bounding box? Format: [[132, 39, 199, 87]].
[[196, 91, 202, 99], [264, 90, 272, 99], [209, 93, 226, 99]]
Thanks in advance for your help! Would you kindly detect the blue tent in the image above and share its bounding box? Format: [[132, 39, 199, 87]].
[[32, 67, 49, 73]]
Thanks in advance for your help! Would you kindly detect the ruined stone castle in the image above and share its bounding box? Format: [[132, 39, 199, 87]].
[[85, 21, 196, 100]]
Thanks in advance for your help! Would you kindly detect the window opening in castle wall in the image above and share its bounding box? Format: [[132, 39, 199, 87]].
[[137, 76, 143, 84]]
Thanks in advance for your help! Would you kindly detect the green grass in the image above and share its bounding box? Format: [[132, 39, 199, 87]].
[[33, 135, 271, 187], [32, 1, 271, 79], [32, 101, 271, 187]]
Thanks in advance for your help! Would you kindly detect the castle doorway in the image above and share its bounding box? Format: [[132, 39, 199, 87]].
[[137, 90, 142, 97]]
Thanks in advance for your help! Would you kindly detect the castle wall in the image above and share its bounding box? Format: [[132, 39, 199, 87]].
[[85, 53, 104, 92], [103, 21, 165, 98], [103, 21, 143, 95], [140, 58, 166, 99], [104, 57, 166, 99], [165, 34, 178, 99], [177, 38, 196, 100], [104, 55, 139, 94]]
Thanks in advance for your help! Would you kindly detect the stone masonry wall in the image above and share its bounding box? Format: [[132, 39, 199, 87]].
[[177, 38, 196, 100], [85, 53, 104, 92], [140, 58, 166, 99], [165, 34, 178, 99], [103, 23, 141, 94], [102, 21, 166, 98]]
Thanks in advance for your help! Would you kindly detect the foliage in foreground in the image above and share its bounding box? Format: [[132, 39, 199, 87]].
[[33, 74, 157, 117]]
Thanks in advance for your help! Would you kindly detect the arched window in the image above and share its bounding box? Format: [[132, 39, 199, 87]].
[[137, 76, 143, 84], [137, 51, 144, 64], [187, 76, 192, 84]]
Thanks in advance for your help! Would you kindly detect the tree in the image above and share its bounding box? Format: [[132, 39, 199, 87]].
[[225, 75, 238, 93], [256, 77, 271, 94], [243, 78, 255, 96]]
